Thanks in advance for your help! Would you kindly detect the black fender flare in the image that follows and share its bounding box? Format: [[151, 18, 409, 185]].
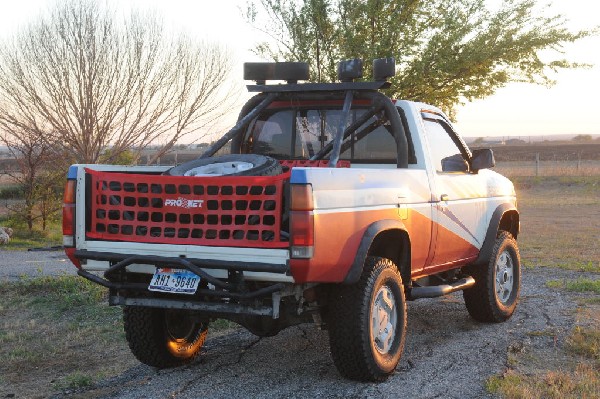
[[472, 203, 519, 266], [342, 219, 409, 285]]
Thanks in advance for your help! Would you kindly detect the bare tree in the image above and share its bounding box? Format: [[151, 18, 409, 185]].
[[0, 0, 236, 165], [0, 126, 64, 231]]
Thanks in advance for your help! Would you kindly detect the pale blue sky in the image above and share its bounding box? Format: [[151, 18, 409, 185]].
[[0, 0, 598, 138]]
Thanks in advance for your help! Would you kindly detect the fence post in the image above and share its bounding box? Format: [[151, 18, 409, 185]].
[[535, 153, 540, 176]]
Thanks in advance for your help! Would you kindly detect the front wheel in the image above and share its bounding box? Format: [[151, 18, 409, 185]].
[[326, 256, 407, 382], [463, 231, 521, 322], [123, 307, 208, 368]]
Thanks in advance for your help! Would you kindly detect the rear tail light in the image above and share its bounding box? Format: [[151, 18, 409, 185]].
[[290, 184, 314, 259], [62, 179, 80, 268]]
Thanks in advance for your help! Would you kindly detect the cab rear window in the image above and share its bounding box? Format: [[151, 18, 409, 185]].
[[244, 108, 397, 162]]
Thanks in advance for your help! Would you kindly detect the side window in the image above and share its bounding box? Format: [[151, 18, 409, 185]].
[[423, 119, 468, 172], [250, 110, 294, 159], [341, 109, 396, 162], [295, 109, 396, 161], [341, 123, 396, 161]]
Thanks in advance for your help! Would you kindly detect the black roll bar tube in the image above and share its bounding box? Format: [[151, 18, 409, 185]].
[[201, 92, 279, 158], [361, 92, 408, 168], [328, 90, 354, 167], [310, 92, 408, 168]]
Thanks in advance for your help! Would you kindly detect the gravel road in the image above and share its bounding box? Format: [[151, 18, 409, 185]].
[[51, 266, 582, 399], [0, 249, 76, 280]]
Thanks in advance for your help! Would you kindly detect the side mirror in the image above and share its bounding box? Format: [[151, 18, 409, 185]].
[[441, 154, 469, 172], [471, 148, 495, 172]]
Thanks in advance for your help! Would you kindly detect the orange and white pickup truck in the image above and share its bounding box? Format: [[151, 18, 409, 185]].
[[63, 58, 521, 381]]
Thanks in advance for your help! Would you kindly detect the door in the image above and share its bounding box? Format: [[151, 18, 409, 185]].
[[421, 114, 487, 270]]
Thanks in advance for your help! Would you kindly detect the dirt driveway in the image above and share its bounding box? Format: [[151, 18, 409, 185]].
[[0, 250, 75, 281]]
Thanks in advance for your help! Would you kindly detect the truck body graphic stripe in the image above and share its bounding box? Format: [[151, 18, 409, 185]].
[[290, 206, 478, 283]]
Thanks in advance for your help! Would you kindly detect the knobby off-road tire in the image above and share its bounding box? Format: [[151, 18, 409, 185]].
[[463, 231, 521, 322], [123, 306, 208, 368], [327, 256, 407, 382], [164, 154, 283, 177]]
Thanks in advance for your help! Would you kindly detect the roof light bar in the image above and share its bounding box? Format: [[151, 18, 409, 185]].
[[243, 62, 309, 84], [373, 57, 396, 81], [337, 58, 363, 82]]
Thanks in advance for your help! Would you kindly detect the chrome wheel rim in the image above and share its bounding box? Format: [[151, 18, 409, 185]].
[[495, 250, 514, 304], [183, 161, 254, 177], [371, 285, 397, 354]]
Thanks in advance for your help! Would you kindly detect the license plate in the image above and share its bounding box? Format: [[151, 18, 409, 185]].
[[148, 268, 200, 295]]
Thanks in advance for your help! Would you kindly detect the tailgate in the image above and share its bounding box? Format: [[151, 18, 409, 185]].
[[84, 168, 288, 248]]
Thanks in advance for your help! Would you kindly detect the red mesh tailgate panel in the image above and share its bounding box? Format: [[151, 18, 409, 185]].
[[85, 168, 288, 248]]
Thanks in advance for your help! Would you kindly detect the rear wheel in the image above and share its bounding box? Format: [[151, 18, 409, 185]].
[[123, 307, 208, 368], [326, 256, 407, 381], [463, 231, 521, 322]]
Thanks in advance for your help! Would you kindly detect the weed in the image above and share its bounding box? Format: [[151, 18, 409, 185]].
[[546, 280, 564, 289], [578, 297, 600, 305], [486, 364, 599, 399], [566, 327, 600, 363], [554, 261, 600, 273], [211, 318, 238, 331], [54, 371, 95, 390], [546, 278, 600, 294], [485, 372, 523, 396], [6, 275, 107, 314], [7, 347, 40, 362]]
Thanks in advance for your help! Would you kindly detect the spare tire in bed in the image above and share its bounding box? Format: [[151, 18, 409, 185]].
[[164, 154, 282, 177]]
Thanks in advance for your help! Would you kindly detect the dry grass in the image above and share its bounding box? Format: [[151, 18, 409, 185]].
[[567, 327, 600, 365], [486, 364, 600, 399], [0, 274, 239, 398], [487, 315, 600, 399], [495, 160, 600, 178], [514, 176, 600, 271], [486, 175, 600, 399], [0, 276, 137, 398]]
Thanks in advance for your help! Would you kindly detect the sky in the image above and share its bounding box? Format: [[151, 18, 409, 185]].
[[0, 0, 598, 139]]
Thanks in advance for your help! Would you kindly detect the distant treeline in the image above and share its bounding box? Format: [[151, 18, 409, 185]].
[[2, 143, 600, 173]]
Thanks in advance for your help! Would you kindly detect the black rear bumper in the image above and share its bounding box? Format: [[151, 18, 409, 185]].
[[74, 250, 289, 318]]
